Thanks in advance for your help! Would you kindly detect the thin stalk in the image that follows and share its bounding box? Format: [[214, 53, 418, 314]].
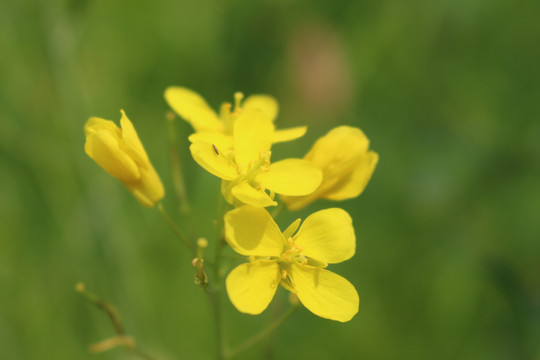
[[205, 285, 225, 360], [225, 306, 297, 359], [76, 283, 156, 360], [157, 202, 195, 255], [165, 113, 190, 213], [204, 195, 230, 360]]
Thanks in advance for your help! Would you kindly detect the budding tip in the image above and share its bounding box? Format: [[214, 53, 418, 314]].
[[234, 92, 244, 109], [75, 282, 85, 293], [197, 237, 209, 248], [166, 111, 176, 122]]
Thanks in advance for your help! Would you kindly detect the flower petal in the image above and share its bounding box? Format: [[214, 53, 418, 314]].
[[324, 151, 379, 200], [226, 261, 280, 315], [290, 264, 359, 322], [282, 218, 301, 240], [188, 132, 234, 150], [230, 182, 277, 207], [85, 129, 140, 183], [306, 126, 369, 167], [233, 108, 274, 173], [272, 126, 307, 143], [281, 126, 377, 210], [293, 208, 355, 264], [189, 142, 238, 180], [84, 117, 120, 137], [119, 110, 149, 165], [242, 94, 279, 122], [164, 87, 224, 132], [256, 159, 322, 196], [224, 206, 284, 257], [126, 165, 165, 208]]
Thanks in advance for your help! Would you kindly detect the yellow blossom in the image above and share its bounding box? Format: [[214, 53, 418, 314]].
[[282, 126, 378, 210], [84, 110, 164, 207], [190, 108, 322, 207], [164, 86, 307, 149], [224, 206, 359, 322]]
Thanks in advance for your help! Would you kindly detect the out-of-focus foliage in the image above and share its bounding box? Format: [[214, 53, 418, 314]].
[[1, 0, 539, 359]]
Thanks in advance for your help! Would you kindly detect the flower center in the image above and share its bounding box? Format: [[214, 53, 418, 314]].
[[279, 238, 307, 266]]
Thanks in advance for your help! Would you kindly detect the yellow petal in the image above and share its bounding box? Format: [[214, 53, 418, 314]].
[[282, 218, 301, 240], [293, 208, 355, 264], [282, 126, 377, 210], [125, 164, 165, 208], [230, 182, 277, 207], [324, 151, 379, 200], [84, 117, 120, 137], [224, 206, 284, 256], [189, 142, 238, 180], [119, 110, 148, 164], [85, 129, 140, 183], [233, 108, 274, 173], [290, 264, 359, 322], [164, 87, 224, 132], [226, 261, 280, 315], [85, 112, 164, 207], [256, 159, 322, 196], [306, 126, 369, 167], [242, 94, 279, 122], [188, 132, 234, 150], [272, 126, 307, 143]]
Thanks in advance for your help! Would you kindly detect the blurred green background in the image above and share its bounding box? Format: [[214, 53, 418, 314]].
[[1, 0, 539, 359]]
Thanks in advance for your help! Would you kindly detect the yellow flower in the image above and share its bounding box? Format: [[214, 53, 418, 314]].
[[190, 107, 322, 207], [224, 206, 359, 322], [164, 86, 307, 150], [282, 126, 378, 210], [84, 110, 164, 207]]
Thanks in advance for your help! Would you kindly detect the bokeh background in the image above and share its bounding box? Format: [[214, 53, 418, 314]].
[[1, 0, 539, 359]]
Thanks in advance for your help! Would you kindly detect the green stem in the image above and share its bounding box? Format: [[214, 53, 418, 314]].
[[205, 285, 225, 360], [225, 306, 297, 359], [166, 113, 190, 214], [76, 283, 156, 360], [157, 202, 195, 255], [204, 195, 230, 360]]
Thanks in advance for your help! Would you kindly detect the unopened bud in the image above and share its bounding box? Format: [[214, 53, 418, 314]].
[[197, 238, 208, 248]]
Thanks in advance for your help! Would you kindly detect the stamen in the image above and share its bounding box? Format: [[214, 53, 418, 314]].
[[234, 92, 244, 110]]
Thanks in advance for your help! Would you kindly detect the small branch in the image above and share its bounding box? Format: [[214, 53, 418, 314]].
[[225, 305, 297, 359], [166, 112, 190, 213], [76, 283, 156, 360], [157, 202, 196, 255]]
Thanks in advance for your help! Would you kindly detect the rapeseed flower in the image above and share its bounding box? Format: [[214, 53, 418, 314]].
[[282, 126, 378, 210], [84, 110, 164, 207], [190, 108, 322, 207], [164, 86, 306, 150], [224, 206, 359, 322]]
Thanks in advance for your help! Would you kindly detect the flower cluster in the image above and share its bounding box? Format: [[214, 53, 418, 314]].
[[84, 87, 377, 323]]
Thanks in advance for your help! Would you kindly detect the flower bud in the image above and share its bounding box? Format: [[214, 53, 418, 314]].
[[84, 110, 164, 207]]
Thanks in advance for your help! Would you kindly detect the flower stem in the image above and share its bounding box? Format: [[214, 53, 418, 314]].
[[204, 196, 230, 360], [76, 283, 156, 360], [166, 112, 190, 214], [225, 305, 297, 359], [205, 285, 226, 360], [157, 202, 195, 255]]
